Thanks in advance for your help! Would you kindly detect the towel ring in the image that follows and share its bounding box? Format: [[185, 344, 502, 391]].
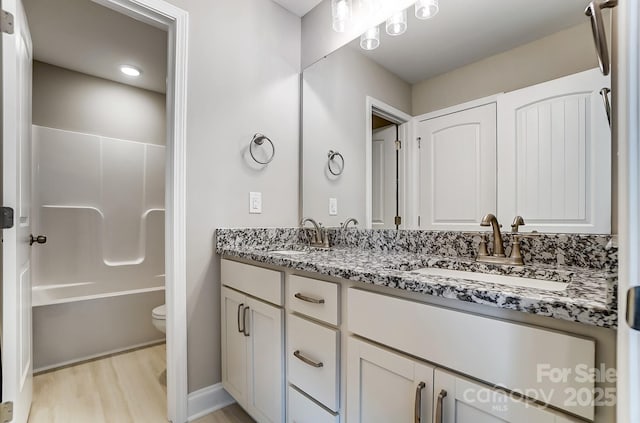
[[327, 150, 344, 176], [249, 133, 275, 164]]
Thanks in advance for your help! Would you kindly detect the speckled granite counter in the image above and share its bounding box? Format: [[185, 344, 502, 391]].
[[216, 228, 618, 329]]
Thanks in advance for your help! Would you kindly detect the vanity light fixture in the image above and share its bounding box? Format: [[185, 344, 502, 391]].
[[332, 0, 352, 32], [415, 0, 439, 19], [120, 65, 141, 77], [386, 8, 408, 36], [360, 26, 380, 50]]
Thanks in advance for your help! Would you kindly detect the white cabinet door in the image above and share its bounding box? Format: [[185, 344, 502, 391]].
[[245, 296, 284, 423], [221, 287, 284, 423], [497, 68, 610, 233], [347, 337, 434, 423], [221, 287, 248, 406], [417, 103, 497, 230], [433, 369, 581, 423]]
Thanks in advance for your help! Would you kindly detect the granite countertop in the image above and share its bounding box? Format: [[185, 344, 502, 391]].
[[217, 244, 618, 329]]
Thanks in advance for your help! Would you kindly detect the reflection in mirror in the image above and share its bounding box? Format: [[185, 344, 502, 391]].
[[302, 0, 612, 233]]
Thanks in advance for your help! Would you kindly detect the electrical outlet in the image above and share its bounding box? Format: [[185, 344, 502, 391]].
[[329, 198, 338, 216], [249, 192, 262, 214]]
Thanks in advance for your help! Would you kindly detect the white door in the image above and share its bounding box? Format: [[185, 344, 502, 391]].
[[346, 337, 434, 423], [417, 103, 497, 230], [497, 68, 610, 233], [1, 0, 33, 422], [245, 297, 283, 423], [433, 369, 580, 423], [371, 125, 398, 229]]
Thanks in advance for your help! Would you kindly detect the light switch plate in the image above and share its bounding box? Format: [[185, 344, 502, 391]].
[[329, 198, 338, 216], [249, 192, 262, 214]]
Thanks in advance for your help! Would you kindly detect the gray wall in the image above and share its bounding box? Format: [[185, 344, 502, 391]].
[[411, 18, 609, 115], [303, 46, 411, 227], [32, 61, 166, 145], [164, 0, 301, 393]]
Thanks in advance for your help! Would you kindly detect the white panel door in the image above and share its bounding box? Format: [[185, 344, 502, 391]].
[[371, 125, 397, 229], [347, 337, 434, 423], [497, 68, 610, 233], [2, 1, 33, 421], [433, 369, 581, 423], [417, 103, 497, 230], [245, 296, 284, 423], [221, 287, 248, 407]]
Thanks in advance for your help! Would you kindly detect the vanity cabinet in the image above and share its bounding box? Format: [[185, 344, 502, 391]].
[[221, 260, 284, 423], [433, 369, 581, 423], [346, 337, 434, 423]]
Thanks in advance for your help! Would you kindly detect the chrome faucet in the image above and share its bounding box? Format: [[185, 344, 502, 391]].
[[341, 218, 359, 230], [480, 213, 505, 257], [301, 217, 330, 249]]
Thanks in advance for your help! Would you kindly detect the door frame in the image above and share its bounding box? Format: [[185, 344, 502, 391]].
[[365, 96, 412, 229], [616, 1, 640, 422], [92, 0, 189, 422]]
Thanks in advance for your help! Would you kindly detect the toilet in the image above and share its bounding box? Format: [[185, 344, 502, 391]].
[[152, 304, 166, 334]]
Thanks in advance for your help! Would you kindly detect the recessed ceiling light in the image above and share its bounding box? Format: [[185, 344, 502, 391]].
[[120, 65, 141, 77]]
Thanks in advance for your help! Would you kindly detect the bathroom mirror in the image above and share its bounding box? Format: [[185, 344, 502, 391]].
[[301, 0, 613, 233]]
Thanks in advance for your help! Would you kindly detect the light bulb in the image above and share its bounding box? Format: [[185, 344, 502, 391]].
[[120, 65, 141, 77], [332, 0, 352, 32], [386, 9, 407, 36], [360, 26, 380, 50], [415, 0, 439, 19]]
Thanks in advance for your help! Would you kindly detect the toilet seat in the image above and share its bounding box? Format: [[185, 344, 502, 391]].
[[152, 304, 166, 320]]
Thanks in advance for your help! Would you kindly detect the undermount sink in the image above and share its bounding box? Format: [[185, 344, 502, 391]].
[[269, 250, 309, 256], [407, 268, 568, 292]]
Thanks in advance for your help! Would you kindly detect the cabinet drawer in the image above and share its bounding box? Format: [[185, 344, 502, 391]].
[[288, 386, 339, 423], [288, 314, 339, 412], [348, 288, 595, 420], [289, 275, 339, 325], [221, 259, 283, 305]]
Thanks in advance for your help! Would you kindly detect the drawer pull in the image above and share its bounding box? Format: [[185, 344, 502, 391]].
[[435, 389, 447, 423], [414, 381, 426, 423], [293, 350, 324, 368], [294, 292, 325, 304], [237, 303, 245, 333], [243, 306, 250, 337]]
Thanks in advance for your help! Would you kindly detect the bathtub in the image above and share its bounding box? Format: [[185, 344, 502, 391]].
[[32, 277, 165, 372]]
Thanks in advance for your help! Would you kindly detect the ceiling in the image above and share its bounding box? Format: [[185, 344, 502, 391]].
[[23, 0, 167, 93], [272, 0, 323, 17], [348, 0, 590, 84]]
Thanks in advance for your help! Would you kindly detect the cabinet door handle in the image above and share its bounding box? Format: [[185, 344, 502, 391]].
[[237, 303, 245, 333], [585, 0, 618, 76], [293, 350, 323, 368], [294, 292, 325, 304], [414, 381, 426, 423], [435, 389, 447, 423], [243, 306, 250, 337]]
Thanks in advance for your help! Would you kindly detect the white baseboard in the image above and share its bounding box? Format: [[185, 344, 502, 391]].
[[187, 383, 236, 422]]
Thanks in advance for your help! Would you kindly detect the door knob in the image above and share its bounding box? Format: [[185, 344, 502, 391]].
[[30, 234, 47, 245]]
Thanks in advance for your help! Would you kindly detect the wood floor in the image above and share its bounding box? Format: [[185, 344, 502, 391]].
[[28, 344, 254, 423]]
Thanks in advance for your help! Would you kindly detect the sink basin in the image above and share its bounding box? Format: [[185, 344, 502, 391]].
[[269, 250, 309, 256], [407, 268, 568, 292]]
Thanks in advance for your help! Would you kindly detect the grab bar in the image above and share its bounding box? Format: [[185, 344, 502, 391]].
[[585, 0, 618, 76]]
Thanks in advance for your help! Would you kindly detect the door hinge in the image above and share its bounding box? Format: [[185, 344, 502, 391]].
[[0, 402, 13, 423], [394, 216, 402, 226], [627, 286, 640, 331], [2, 207, 14, 229], [1, 10, 14, 34], [417, 137, 421, 148], [395, 140, 402, 150]]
